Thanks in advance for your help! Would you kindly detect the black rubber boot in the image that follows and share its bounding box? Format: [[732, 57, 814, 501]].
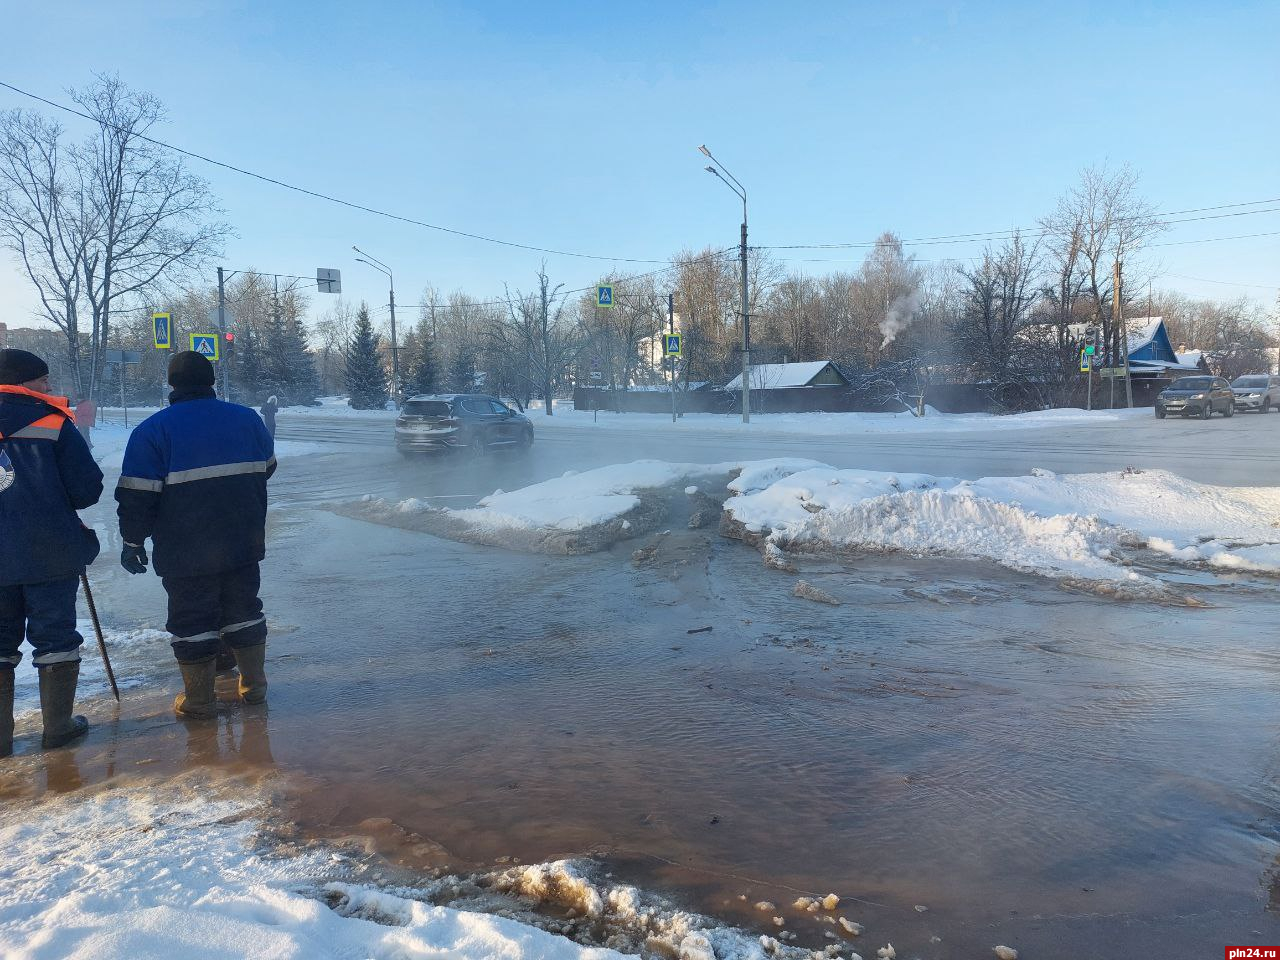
[[1, 669, 14, 759], [232, 644, 268, 705], [39, 661, 89, 749], [174, 657, 218, 719]]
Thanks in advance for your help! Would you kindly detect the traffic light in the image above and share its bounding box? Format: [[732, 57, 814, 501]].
[[224, 331, 235, 353]]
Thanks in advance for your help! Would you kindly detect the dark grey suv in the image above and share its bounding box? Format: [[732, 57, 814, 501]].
[[1154, 376, 1235, 419], [395, 394, 533, 455]]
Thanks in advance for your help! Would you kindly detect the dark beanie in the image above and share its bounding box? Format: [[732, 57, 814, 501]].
[[0, 349, 50, 386], [168, 350, 216, 389]]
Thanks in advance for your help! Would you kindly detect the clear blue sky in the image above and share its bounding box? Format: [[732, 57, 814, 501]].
[[2, 0, 1277, 333]]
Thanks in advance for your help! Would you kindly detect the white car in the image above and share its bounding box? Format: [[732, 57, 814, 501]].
[[1231, 375, 1280, 414]]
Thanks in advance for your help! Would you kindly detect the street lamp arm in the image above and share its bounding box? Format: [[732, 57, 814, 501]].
[[352, 245, 393, 275], [354, 256, 392, 282], [698, 147, 747, 201]]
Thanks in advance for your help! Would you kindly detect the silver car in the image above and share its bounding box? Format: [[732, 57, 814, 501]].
[[1231, 374, 1280, 414]]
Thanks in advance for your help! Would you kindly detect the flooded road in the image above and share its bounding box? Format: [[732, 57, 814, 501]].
[[7, 440, 1280, 958]]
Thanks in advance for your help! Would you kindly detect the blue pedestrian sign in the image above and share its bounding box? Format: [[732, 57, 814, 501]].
[[663, 333, 682, 357], [190, 333, 220, 362], [153, 312, 171, 349], [597, 285, 614, 308]]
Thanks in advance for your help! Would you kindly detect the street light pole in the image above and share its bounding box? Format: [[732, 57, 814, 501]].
[[699, 145, 750, 423], [353, 246, 399, 407]]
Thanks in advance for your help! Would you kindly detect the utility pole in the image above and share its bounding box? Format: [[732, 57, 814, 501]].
[[1115, 258, 1133, 408], [389, 285, 399, 406], [669, 292, 677, 424], [740, 219, 751, 423], [698, 145, 750, 423], [216, 266, 228, 401]]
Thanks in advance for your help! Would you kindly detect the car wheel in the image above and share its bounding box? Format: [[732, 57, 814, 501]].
[[518, 427, 533, 450], [1224, 403, 1234, 418], [1155, 407, 1166, 419], [1263, 400, 1271, 414], [1200, 403, 1212, 420]]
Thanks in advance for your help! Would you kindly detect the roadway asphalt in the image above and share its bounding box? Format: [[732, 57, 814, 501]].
[[275, 407, 1280, 488]]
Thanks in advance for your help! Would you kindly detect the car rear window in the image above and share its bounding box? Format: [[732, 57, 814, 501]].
[[402, 400, 452, 416]]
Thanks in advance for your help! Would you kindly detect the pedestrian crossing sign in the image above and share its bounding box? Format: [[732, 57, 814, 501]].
[[597, 285, 614, 308], [153, 312, 171, 349], [190, 333, 219, 362], [664, 333, 682, 357]]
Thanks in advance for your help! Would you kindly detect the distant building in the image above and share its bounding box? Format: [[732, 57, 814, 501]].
[[724, 360, 849, 392], [1121, 318, 1204, 380]]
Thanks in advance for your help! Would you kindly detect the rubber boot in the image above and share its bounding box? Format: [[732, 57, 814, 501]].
[[174, 657, 218, 719], [1, 669, 13, 759], [213, 642, 239, 680], [232, 644, 268, 705], [39, 661, 89, 749]]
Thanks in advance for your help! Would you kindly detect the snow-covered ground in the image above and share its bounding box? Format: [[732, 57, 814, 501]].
[[0, 774, 856, 960], [531, 405, 1149, 436], [398, 459, 1280, 593], [0, 776, 625, 960]]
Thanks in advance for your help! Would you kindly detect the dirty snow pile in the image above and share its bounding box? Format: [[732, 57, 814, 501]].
[[442, 459, 820, 533], [727, 464, 1280, 587], [0, 776, 624, 960], [0, 775, 848, 960]]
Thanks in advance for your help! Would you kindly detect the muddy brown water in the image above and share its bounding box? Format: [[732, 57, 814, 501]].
[[5, 450, 1280, 959]]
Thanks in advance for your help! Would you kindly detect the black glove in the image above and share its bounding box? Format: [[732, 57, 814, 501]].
[[121, 543, 149, 575]]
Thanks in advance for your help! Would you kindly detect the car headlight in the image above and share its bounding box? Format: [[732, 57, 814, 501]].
[[1193, 393, 1207, 399], [1250, 393, 1261, 398]]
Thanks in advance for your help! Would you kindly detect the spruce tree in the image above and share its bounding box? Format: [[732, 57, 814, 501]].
[[238, 327, 262, 405], [345, 303, 389, 409], [448, 347, 477, 393], [407, 329, 440, 396]]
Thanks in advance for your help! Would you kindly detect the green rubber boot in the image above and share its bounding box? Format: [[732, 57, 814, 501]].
[[39, 662, 89, 749], [232, 644, 268, 705], [1, 669, 14, 758], [174, 657, 218, 719]]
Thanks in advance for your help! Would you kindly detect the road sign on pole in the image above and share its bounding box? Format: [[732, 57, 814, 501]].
[[1080, 349, 1091, 373], [317, 267, 342, 294], [153, 312, 171, 349], [597, 285, 614, 308], [190, 333, 220, 362], [663, 333, 683, 357]]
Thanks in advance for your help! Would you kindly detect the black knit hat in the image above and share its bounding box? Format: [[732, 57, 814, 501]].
[[168, 350, 216, 389], [0, 349, 49, 386]]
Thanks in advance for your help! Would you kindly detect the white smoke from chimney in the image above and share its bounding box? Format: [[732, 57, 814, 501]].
[[879, 290, 922, 350]]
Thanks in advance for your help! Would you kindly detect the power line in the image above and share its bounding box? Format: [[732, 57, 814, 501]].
[[1165, 273, 1279, 291], [761, 204, 1280, 252], [0, 78, 670, 265]]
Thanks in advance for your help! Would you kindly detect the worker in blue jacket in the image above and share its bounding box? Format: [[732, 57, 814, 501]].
[[0, 349, 103, 757], [116, 351, 276, 718]]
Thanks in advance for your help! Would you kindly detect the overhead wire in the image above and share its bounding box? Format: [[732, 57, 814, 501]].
[[0, 78, 671, 265]]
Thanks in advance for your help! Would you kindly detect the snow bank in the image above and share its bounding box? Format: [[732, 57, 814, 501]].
[[726, 465, 1280, 591], [0, 775, 625, 960], [534, 406, 1147, 437]]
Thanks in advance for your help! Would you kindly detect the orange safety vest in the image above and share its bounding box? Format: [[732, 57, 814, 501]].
[[0, 385, 76, 440]]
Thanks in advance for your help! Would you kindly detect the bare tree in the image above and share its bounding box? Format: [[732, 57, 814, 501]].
[[72, 75, 229, 399], [954, 231, 1041, 399], [0, 110, 96, 394], [1041, 164, 1163, 372]]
